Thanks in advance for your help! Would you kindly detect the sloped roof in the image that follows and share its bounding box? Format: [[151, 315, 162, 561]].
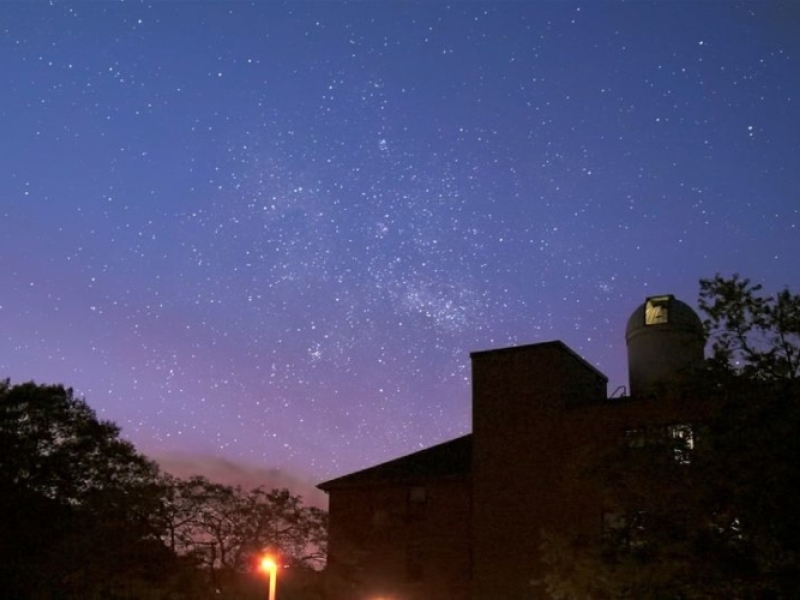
[[317, 434, 472, 491]]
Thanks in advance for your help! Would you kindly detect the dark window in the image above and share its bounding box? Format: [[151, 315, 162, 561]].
[[407, 486, 426, 522], [602, 511, 626, 534], [409, 486, 426, 502], [625, 428, 646, 448], [602, 510, 649, 548], [371, 508, 388, 529], [406, 542, 424, 582]]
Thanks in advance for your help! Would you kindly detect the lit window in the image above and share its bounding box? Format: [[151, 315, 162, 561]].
[[645, 295, 671, 325], [624, 423, 694, 463], [668, 423, 694, 464]]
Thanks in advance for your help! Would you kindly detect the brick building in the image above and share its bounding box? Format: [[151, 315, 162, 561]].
[[318, 295, 707, 600]]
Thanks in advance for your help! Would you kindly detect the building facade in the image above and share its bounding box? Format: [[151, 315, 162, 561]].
[[318, 295, 707, 600]]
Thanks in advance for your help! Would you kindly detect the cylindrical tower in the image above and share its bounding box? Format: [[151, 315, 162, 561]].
[[625, 294, 705, 397]]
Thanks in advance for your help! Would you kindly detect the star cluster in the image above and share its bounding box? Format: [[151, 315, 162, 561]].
[[1, 2, 798, 487]]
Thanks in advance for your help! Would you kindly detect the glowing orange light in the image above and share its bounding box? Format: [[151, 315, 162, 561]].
[[260, 555, 278, 572], [259, 554, 279, 600]]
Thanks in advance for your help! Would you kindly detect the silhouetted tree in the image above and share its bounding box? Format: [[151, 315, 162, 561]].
[[0, 379, 328, 598], [700, 273, 800, 381], [157, 474, 327, 594], [541, 275, 800, 599], [0, 381, 181, 597]]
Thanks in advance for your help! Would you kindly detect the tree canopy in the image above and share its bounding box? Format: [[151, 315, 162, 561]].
[[0, 380, 327, 599], [158, 474, 327, 572], [0, 380, 171, 596], [700, 273, 800, 381], [0, 380, 159, 502], [541, 274, 800, 599]]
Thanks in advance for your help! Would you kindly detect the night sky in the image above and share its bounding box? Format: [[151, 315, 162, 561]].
[[2, 1, 798, 498]]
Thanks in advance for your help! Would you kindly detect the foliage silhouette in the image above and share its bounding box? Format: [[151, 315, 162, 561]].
[[541, 275, 800, 599]]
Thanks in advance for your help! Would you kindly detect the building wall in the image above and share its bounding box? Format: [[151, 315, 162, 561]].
[[324, 477, 471, 600], [323, 391, 710, 600], [470, 343, 609, 600], [469, 338, 711, 600], [322, 311, 711, 600]]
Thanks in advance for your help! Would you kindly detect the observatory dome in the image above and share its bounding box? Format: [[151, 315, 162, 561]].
[[625, 295, 704, 340], [625, 295, 705, 398]]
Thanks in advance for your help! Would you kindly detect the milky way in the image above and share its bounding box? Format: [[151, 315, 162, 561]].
[[1, 2, 798, 488]]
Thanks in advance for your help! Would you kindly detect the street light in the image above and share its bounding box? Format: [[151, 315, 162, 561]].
[[259, 554, 278, 600]]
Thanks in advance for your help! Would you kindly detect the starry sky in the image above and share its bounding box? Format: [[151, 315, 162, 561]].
[[1, 1, 798, 499]]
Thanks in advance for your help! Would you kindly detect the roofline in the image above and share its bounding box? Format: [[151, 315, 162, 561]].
[[317, 434, 472, 492], [470, 339, 608, 382], [318, 472, 471, 493]]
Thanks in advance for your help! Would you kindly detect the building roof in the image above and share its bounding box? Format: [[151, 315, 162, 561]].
[[317, 434, 472, 491], [470, 339, 608, 383]]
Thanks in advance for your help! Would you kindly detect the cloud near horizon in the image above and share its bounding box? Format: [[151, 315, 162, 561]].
[[155, 453, 328, 509]]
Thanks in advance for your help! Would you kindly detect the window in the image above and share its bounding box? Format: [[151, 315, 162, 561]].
[[602, 510, 648, 548], [668, 423, 694, 464], [371, 508, 388, 529], [625, 428, 647, 448], [624, 423, 695, 464], [602, 511, 626, 533], [409, 486, 426, 502], [604, 510, 690, 557], [407, 486, 426, 522], [406, 541, 424, 582], [645, 295, 671, 325]]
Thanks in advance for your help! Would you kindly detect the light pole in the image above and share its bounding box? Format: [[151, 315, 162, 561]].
[[259, 554, 278, 600]]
